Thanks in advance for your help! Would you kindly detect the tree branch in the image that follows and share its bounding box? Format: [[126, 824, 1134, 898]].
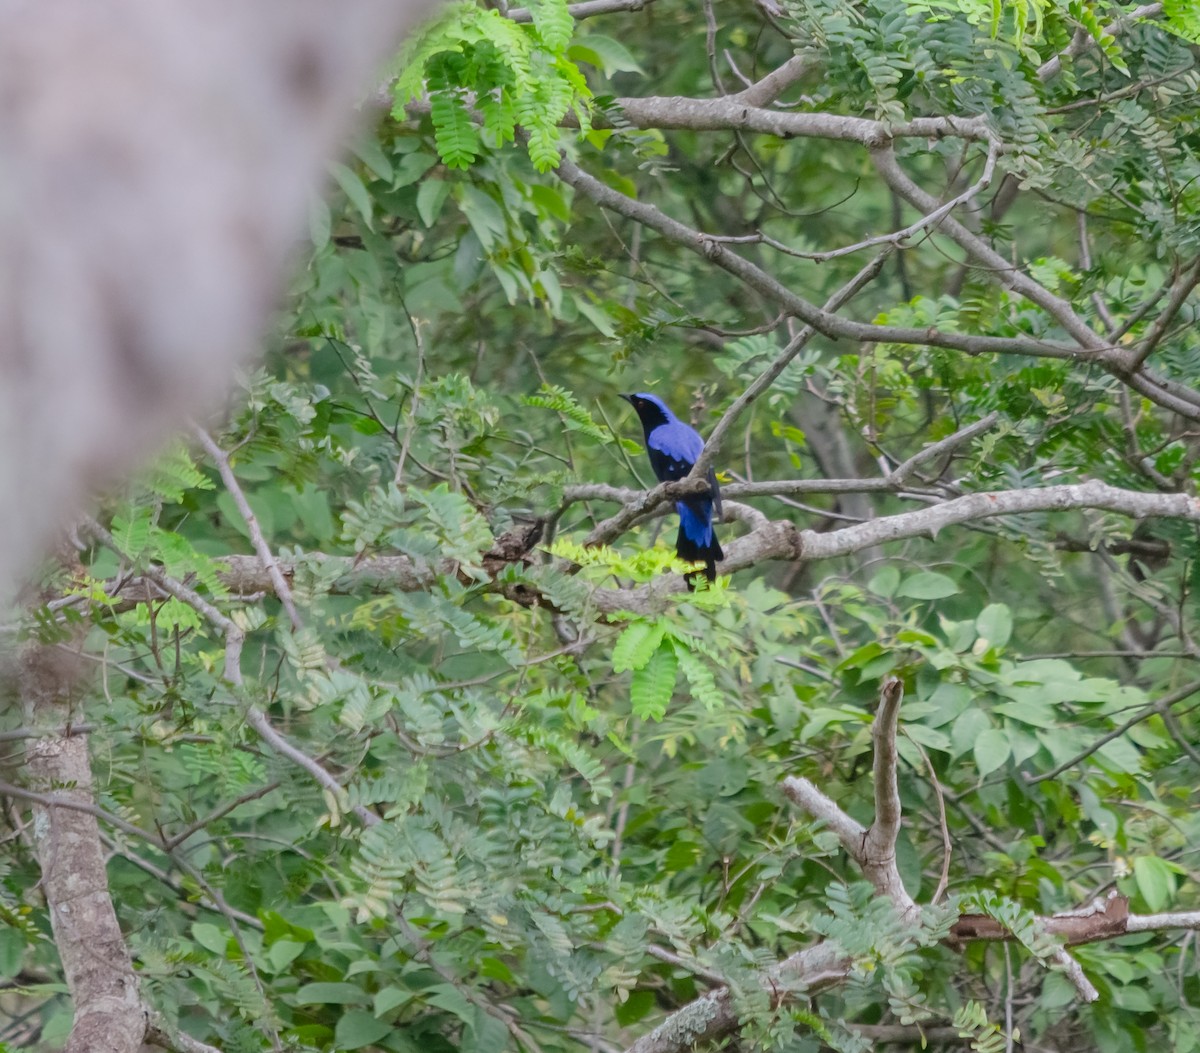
[[728, 54, 812, 108], [611, 95, 993, 146], [507, 0, 656, 21], [1037, 3, 1163, 81], [870, 144, 1102, 350], [783, 677, 917, 916], [80, 481, 1200, 621], [18, 641, 144, 1053], [624, 943, 851, 1053], [688, 252, 890, 481], [885, 412, 1000, 485], [194, 425, 304, 632], [552, 156, 1100, 365]]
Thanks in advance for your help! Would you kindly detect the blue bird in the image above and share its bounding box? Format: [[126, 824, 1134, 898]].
[[622, 392, 724, 582]]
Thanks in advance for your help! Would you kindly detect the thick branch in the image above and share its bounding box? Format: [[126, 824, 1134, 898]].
[[783, 677, 916, 916], [862, 678, 910, 908], [624, 943, 850, 1053], [19, 642, 143, 1053], [81, 481, 1200, 622], [612, 96, 992, 146], [507, 0, 656, 20]]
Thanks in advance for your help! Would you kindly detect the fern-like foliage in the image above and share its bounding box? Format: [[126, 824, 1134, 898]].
[[522, 383, 613, 443], [391, 0, 590, 172]]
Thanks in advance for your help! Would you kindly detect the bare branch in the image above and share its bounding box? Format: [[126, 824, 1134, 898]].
[[551, 156, 1098, 365], [784, 677, 916, 916], [624, 943, 851, 1053], [1037, 4, 1163, 81], [1024, 677, 1200, 784], [194, 425, 303, 632], [1126, 909, 1200, 934], [79, 481, 1200, 623], [1129, 257, 1200, 368], [244, 707, 380, 827], [729, 54, 812, 108], [702, 139, 998, 266], [870, 145, 1102, 350], [507, 0, 656, 21], [86, 517, 379, 827], [862, 678, 912, 909], [612, 95, 993, 146], [689, 252, 890, 481], [145, 1015, 224, 1053], [1052, 947, 1100, 1003], [885, 412, 1000, 485]]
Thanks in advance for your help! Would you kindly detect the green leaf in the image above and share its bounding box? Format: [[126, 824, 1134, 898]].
[[951, 707, 992, 759], [295, 982, 369, 1005], [458, 185, 508, 251], [329, 161, 375, 230], [465, 1005, 510, 1053], [975, 603, 1013, 648], [191, 922, 228, 956], [1133, 855, 1177, 912], [615, 989, 656, 1026], [374, 986, 415, 1016], [897, 571, 960, 599], [867, 565, 900, 597], [613, 619, 667, 673], [631, 641, 678, 719], [308, 193, 332, 250], [417, 179, 450, 227], [266, 939, 306, 973], [335, 1010, 392, 1050], [0, 927, 24, 978], [973, 728, 1011, 777], [568, 34, 644, 75]]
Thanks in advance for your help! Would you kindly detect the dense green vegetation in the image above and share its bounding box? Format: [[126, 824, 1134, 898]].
[[6, 1, 1200, 1051]]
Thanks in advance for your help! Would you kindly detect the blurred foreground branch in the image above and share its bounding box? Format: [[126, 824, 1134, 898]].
[[0, 0, 436, 606]]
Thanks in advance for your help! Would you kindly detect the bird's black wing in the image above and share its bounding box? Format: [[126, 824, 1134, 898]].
[[647, 445, 693, 483]]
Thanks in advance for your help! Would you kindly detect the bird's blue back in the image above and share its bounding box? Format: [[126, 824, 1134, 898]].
[[624, 391, 724, 581]]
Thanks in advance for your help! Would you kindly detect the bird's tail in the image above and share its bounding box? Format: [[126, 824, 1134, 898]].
[[675, 498, 723, 582]]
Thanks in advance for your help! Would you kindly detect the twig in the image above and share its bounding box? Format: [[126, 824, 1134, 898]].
[[244, 708, 379, 827], [729, 54, 811, 107], [193, 425, 303, 632], [161, 780, 282, 850], [145, 1015, 224, 1053], [86, 518, 378, 827], [1024, 678, 1200, 784], [885, 412, 1000, 485], [552, 155, 1086, 364], [905, 731, 952, 904], [1051, 946, 1099, 1002], [871, 144, 1102, 350], [1037, 3, 1163, 81], [1129, 257, 1200, 368], [689, 252, 890, 481], [701, 140, 997, 266], [394, 306, 427, 486]]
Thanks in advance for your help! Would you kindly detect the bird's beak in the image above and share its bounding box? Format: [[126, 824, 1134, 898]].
[[619, 393, 634, 404]]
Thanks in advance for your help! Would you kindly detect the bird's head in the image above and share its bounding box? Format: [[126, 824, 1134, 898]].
[[621, 392, 674, 428]]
